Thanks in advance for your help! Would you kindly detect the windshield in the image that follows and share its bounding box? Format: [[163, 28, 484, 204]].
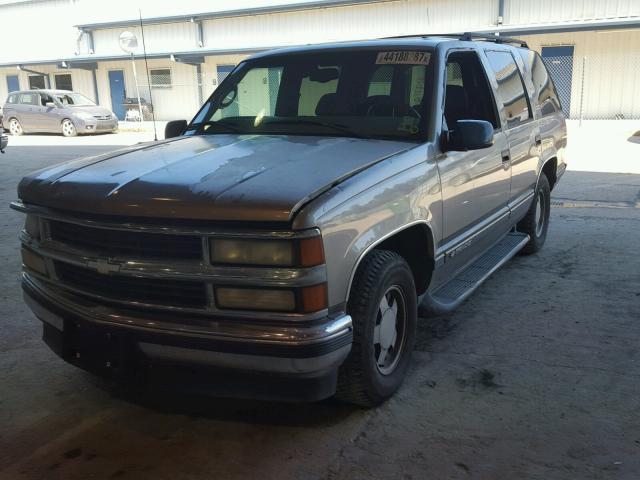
[[187, 49, 433, 141], [53, 93, 96, 107]]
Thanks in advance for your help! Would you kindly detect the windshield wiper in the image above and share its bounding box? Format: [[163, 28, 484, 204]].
[[262, 119, 368, 139]]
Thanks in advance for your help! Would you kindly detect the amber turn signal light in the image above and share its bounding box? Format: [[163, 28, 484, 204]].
[[299, 236, 325, 267], [300, 283, 328, 313]]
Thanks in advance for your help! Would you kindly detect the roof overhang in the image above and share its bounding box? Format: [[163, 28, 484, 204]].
[[475, 16, 640, 36], [75, 0, 397, 31]]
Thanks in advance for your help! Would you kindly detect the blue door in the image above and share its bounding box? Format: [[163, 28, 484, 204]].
[[6, 75, 20, 93], [108, 70, 127, 120], [541, 46, 574, 117]]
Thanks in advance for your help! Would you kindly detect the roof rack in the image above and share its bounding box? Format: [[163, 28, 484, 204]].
[[459, 32, 528, 48], [381, 32, 528, 48]]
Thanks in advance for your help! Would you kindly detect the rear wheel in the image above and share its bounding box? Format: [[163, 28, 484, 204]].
[[8, 118, 23, 136], [336, 250, 417, 407], [518, 174, 551, 254], [61, 119, 77, 137]]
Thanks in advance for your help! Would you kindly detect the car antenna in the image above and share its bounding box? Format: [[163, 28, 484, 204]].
[[139, 10, 158, 141]]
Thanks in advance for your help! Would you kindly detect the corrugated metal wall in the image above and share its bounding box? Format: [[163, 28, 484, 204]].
[[521, 30, 640, 119], [505, 0, 640, 24]]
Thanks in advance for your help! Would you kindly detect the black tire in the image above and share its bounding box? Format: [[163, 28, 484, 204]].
[[336, 249, 417, 407], [518, 173, 551, 255]]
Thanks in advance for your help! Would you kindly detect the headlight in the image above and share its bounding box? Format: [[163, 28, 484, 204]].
[[210, 235, 324, 267], [215, 283, 327, 313], [76, 111, 94, 121]]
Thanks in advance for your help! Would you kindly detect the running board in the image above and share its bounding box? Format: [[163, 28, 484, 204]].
[[419, 232, 530, 316]]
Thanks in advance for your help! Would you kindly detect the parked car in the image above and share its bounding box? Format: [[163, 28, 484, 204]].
[[12, 34, 566, 406], [2, 89, 118, 136]]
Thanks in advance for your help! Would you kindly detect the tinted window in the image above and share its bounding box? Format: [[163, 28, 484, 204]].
[[40, 93, 54, 106], [28, 75, 46, 90], [444, 51, 500, 129], [19, 93, 38, 105], [55, 73, 73, 91], [485, 50, 532, 128], [518, 49, 562, 116], [193, 49, 434, 141]]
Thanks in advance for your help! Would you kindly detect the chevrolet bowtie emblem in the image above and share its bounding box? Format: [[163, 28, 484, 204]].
[[87, 258, 122, 274]]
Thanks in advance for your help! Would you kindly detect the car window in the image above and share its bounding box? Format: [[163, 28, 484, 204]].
[[517, 49, 562, 116], [193, 49, 434, 141], [444, 51, 500, 130], [7, 94, 18, 104], [40, 93, 54, 106], [485, 50, 532, 129], [52, 93, 95, 106], [19, 93, 38, 105]]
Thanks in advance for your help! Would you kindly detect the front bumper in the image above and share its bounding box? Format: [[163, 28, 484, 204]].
[[75, 118, 118, 134], [23, 275, 352, 400]]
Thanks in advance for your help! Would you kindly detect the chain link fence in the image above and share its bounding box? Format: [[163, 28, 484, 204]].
[[542, 53, 640, 121]]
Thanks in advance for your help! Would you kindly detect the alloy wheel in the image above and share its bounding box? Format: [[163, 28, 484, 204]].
[[373, 285, 407, 376]]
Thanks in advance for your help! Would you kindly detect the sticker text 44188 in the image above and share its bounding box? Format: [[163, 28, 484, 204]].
[[375, 51, 431, 65]]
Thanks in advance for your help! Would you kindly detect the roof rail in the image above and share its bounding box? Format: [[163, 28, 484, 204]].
[[380, 32, 528, 48], [459, 32, 529, 48]]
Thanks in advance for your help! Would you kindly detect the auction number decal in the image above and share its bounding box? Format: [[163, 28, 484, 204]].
[[375, 51, 431, 65]]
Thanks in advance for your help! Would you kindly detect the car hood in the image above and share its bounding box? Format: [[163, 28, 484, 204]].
[[18, 134, 414, 223]]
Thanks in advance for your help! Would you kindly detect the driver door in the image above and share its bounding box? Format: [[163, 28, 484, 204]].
[[435, 49, 512, 279]]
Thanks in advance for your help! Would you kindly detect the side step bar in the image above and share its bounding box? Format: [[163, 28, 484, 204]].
[[419, 232, 530, 316]]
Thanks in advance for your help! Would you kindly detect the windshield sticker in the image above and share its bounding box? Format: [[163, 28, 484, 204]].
[[376, 51, 431, 65]]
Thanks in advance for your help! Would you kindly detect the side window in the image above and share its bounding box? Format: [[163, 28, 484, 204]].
[[298, 66, 340, 116], [55, 73, 73, 91], [444, 51, 500, 130], [485, 50, 532, 128], [19, 93, 37, 105], [40, 93, 53, 106], [7, 94, 18, 104], [519, 50, 562, 116]]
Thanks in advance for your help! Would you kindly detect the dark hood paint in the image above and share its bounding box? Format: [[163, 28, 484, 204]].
[[18, 134, 414, 223]]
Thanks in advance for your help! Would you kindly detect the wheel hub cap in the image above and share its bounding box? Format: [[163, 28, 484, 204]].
[[373, 286, 406, 376]]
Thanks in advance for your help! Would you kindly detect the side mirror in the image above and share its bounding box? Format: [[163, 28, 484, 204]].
[[165, 119, 187, 139], [45, 102, 56, 108], [444, 120, 494, 152]]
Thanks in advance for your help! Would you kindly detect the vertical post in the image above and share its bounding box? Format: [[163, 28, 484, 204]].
[[130, 53, 144, 127], [196, 63, 203, 105], [91, 68, 100, 105], [579, 56, 586, 126]]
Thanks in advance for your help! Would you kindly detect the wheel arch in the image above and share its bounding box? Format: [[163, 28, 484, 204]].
[[346, 221, 435, 301]]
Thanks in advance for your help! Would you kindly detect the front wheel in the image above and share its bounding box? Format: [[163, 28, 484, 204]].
[[8, 118, 23, 136], [336, 250, 417, 407], [518, 174, 551, 254], [61, 119, 77, 137]]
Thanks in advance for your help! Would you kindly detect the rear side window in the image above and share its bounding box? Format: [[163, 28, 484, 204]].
[[518, 49, 562, 116], [485, 50, 532, 128], [7, 94, 18, 104], [19, 93, 38, 105]]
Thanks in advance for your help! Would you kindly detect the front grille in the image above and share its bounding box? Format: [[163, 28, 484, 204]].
[[49, 221, 202, 260], [55, 261, 208, 309], [94, 115, 112, 120]]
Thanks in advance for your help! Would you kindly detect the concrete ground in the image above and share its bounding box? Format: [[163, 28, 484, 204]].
[[1, 127, 639, 480]]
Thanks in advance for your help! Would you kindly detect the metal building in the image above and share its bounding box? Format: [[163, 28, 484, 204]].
[[0, 0, 638, 121]]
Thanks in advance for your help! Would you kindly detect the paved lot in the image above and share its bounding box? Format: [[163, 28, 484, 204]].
[[1, 132, 639, 480]]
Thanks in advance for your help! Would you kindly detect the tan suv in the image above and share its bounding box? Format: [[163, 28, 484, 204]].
[[13, 34, 566, 406]]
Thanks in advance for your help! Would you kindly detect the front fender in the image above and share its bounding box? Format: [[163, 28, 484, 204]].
[[293, 144, 442, 308]]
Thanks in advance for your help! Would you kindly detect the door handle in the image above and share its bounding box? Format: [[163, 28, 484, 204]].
[[501, 150, 510, 170], [534, 134, 542, 146]]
